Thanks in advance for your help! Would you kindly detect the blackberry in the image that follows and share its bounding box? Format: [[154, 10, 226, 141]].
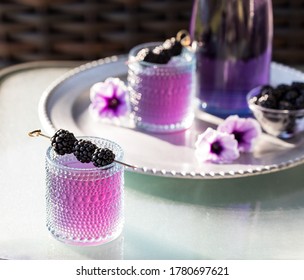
[[151, 46, 171, 64], [163, 38, 174, 49], [92, 148, 115, 167], [279, 101, 296, 110], [259, 85, 274, 96], [284, 90, 299, 102], [272, 87, 286, 100], [291, 81, 304, 90], [257, 86, 278, 105], [73, 139, 97, 163], [141, 34, 185, 64], [143, 50, 159, 63], [143, 48, 170, 64], [136, 48, 149, 61], [170, 40, 183, 56], [276, 84, 291, 92], [163, 38, 182, 56], [256, 94, 277, 109], [137, 48, 160, 64], [156, 49, 171, 64], [51, 129, 76, 155]]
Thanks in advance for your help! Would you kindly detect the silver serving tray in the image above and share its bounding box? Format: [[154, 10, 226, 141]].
[[39, 56, 304, 179]]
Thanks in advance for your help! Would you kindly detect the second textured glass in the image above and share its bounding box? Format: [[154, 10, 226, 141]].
[[128, 42, 196, 133], [45, 137, 124, 246]]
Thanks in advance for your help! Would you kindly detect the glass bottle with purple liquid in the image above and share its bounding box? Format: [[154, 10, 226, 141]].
[[190, 0, 273, 117]]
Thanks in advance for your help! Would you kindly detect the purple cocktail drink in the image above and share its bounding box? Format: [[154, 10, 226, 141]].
[[190, 0, 273, 117], [128, 42, 195, 133], [45, 137, 124, 246]]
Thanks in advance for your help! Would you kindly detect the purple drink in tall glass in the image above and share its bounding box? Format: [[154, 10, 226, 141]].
[[190, 0, 273, 117], [45, 137, 124, 246]]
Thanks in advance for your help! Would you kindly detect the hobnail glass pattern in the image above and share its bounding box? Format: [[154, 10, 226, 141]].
[[128, 42, 195, 133], [45, 137, 124, 246]]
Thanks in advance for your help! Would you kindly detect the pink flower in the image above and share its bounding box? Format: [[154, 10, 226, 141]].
[[90, 78, 129, 118], [195, 128, 239, 164], [217, 115, 261, 152]]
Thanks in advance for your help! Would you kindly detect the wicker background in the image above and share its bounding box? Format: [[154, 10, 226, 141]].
[[0, 0, 303, 68]]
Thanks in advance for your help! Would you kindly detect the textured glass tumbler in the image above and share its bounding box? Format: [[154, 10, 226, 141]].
[[45, 137, 124, 246], [190, 0, 273, 117], [128, 42, 195, 133]]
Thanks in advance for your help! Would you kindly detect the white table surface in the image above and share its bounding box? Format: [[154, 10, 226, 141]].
[[1, 61, 304, 260]]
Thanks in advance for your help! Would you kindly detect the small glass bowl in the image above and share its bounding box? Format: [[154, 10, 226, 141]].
[[247, 86, 304, 139]]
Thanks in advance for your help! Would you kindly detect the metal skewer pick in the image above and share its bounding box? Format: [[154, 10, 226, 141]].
[[28, 129, 50, 139], [176, 29, 191, 47], [28, 129, 136, 169]]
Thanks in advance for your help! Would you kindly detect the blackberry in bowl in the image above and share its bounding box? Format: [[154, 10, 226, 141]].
[[247, 82, 304, 139]]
